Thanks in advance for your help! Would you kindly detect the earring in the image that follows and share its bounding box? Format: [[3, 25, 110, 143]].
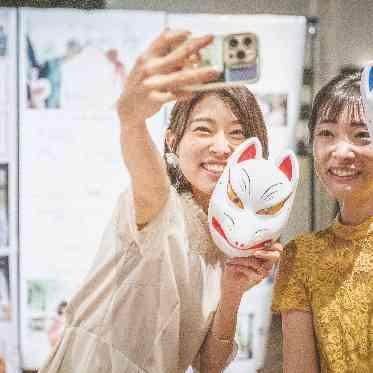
[[165, 152, 179, 168]]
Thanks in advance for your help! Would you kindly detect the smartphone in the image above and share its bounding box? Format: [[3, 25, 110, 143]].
[[187, 32, 260, 91]]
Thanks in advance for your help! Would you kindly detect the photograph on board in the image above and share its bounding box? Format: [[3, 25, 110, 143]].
[[257, 93, 288, 127], [26, 278, 70, 351], [0, 164, 8, 248], [235, 312, 255, 360], [0, 256, 11, 321], [22, 9, 164, 111]]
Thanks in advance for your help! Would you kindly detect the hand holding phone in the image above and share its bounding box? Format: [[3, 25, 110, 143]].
[[186, 32, 260, 91]]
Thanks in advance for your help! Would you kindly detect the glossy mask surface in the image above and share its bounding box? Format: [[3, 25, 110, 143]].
[[361, 62, 373, 138], [208, 137, 299, 257]]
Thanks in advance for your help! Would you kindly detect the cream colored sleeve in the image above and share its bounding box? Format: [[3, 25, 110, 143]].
[[88, 184, 180, 273]]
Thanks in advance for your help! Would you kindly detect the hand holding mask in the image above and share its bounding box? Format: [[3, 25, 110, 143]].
[[208, 137, 299, 257]]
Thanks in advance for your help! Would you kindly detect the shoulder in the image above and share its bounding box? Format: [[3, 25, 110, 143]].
[[116, 185, 187, 249], [279, 228, 332, 271], [285, 227, 333, 258]]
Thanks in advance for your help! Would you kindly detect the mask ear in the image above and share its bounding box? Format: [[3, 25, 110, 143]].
[[276, 150, 299, 186], [229, 137, 263, 166]]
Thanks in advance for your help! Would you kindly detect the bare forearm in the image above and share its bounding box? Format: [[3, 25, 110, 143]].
[[283, 339, 319, 373], [200, 291, 241, 372], [120, 121, 170, 225], [282, 311, 320, 373]]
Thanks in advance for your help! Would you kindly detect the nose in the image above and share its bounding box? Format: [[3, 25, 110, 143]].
[[209, 131, 232, 157], [331, 140, 356, 161]]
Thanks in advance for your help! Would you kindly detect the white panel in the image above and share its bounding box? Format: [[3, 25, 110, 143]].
[[168, 13, 306, 371], [18, 8, 166, 369], [0, 8, 21, 373]]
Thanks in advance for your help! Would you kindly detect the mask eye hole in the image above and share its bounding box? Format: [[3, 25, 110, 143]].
[[227, 173, 244, 209], [257, 194, 291, 216]]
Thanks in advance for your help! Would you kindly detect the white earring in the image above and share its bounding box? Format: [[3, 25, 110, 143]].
[[165, 152, 179, 168]]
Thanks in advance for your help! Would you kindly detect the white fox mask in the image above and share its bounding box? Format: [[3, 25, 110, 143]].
[[208, 137, 299, 257]]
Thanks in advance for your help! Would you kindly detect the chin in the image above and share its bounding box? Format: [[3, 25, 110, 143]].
[[192, 182, 214, 199], [329, 185, 363, 201]]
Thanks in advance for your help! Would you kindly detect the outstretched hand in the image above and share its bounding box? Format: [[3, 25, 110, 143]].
[[117, 29, 220, 126], [222, 242, 283, 298]]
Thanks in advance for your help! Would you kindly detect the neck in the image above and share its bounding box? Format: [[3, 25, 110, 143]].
[[339, 193, 373, 225], [191, 188, 211, 214]]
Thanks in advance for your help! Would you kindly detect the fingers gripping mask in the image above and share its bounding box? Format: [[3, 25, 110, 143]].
[[208, 137, 299, 258]]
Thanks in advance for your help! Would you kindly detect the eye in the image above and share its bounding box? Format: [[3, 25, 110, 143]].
[[316, 129, 334, 138], [257, 194, 291, 216], [355, 131, 370, 140], [229, 129, 245, 139], [194, 125, 211, 134], [227, 178, 244, 209]]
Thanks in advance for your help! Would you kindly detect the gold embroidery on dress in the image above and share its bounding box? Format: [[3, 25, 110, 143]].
[[273, 215, 373, 372]]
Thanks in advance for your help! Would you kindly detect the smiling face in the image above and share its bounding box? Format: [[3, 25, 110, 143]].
[[313, 110, 373, 202], [165, 87, 268, 195], [173, 94, 246, 198]]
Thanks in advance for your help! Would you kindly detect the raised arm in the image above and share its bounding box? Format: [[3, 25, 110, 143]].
[[116, 30, 218, 226], [282, 310, 320, 373]]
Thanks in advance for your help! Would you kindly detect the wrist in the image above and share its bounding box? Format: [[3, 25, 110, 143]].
[[220, 284, 245, 308], [117, 100, 147, 129], [119, 113, 148, 136]]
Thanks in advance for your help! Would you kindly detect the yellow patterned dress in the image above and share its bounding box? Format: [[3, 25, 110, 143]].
[[272, 216, 373, 373]]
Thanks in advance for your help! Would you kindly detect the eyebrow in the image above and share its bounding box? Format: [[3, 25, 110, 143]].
[[189, 117, 215, 124], [318, 120, 368, 128], [189, 117, 242, 125], [350, 121, 368, 128]]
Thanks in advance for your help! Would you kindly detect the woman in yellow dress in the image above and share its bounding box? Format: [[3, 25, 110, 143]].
[[272, 72, 373, 372]]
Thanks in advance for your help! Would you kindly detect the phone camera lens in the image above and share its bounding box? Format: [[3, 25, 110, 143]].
[[236, 50, 246, 60], [229, 38, 238, 48], [243, 37, 252, 47]]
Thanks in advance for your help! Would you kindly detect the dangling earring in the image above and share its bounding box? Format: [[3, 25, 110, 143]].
[[166, 151, 184, 190], [165, 152, 179, 168]]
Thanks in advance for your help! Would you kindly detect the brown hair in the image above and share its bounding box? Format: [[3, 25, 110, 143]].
[[308, 72, 365, 141], [164, 86, 268, 193]]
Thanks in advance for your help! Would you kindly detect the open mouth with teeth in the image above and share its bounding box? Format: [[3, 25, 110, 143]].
[[328, 167, 361, 178], [201, 163, 226, 177], [211, 217, 271, 251]]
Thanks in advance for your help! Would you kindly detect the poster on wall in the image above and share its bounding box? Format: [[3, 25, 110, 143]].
[[0, 9, 17, 159], [0, 164, 9, 248], [0, 11, 10, 158], [167, 13, 306, 372], [24, 278, 69, 356], [0, 256, 10, 322], [23, 12, 133, 111], [0, 252, 20, 373], [0, 9, 19, 373], [19, 8, 166, 370], [257, 93, 288, 128]]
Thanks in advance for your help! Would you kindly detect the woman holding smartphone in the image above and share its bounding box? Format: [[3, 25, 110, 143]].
[[39, 30, 282, 373]]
